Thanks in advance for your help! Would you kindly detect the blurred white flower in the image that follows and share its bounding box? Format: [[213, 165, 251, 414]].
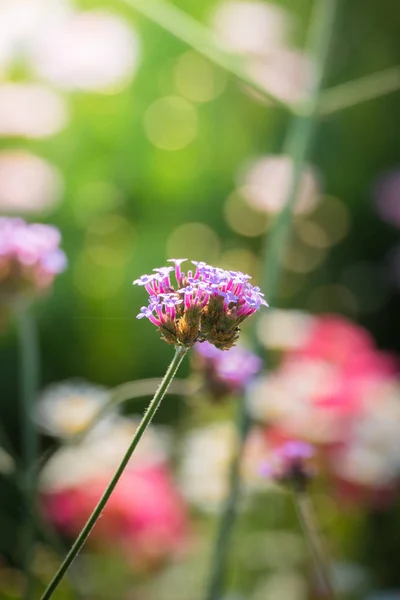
[[248, 360, 342, 443], [144, 96, 198, 151], [0, 0, 71, 73], [248, 50, 312, 105], [179, 422, 236, 511], [28, 10, 140, 92], [178, 422, 266, 510], [40, 416, 171, 491], [257, 309, 315, 350], [36, 379, 112, 439], [210, 1, 290, 56], [0, 84, 68, 138], [237, 155, 320, 215], [0, 150, 62, 214], [334, 382, 400, 487]]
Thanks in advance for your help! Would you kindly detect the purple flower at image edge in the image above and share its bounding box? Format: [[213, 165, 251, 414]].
[[0, 217, 67, 296]]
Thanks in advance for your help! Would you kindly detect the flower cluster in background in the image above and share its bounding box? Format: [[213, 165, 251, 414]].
[[193, 340, 262, 399], [249, 315, 400, 507], [0, 217, 66, 301], [35, 380, 111, 439], [38, 381, 188, 572], [134, 259, 268, 349]]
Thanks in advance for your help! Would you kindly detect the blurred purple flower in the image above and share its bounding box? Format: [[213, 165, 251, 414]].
[[0, 217, 67, 300], [260, 439, 315, 491], [195, 340, 262, 397], [133, 259, 268, 349]]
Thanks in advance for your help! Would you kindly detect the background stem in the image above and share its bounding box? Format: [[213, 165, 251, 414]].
[[16, 306, 40, 600], [204, 1, 337, 598], [121, 0, 291, 109], [205, 398, 249, 600], [294, 492, 337, 599], [40, 345, 188, 600]]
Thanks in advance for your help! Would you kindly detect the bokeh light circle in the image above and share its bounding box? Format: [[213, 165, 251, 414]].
[[85, 215, 136, 267], [0, 84, 68, 138], [144, 96, 198, 151], [167, 222, 220, 264], [0, 150, 62, 214], [29, 10, 140, 92], [238, 155, 320, 215], [174, 51, 227, 103], [210, 0, 289, 56], [224, 190, 269, 237]]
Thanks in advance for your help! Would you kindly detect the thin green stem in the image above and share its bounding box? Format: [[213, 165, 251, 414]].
[[35, 378, 196, 474], [319, 65, 400, 115], [120, 0, 292, 111], [40, 345, 188, 600], [73, 377, 194, 444], [261, 0, 337, 305], [205, 399, 250, 600], [293, 492, 337, 600], [16, 306, 40, 600], [204, 1, 337, 598]]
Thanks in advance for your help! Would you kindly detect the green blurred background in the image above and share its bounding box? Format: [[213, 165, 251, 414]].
[[0, 0, 399, 597]]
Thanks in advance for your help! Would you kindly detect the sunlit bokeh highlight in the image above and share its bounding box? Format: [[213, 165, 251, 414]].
[[237, 155, 320, 215], [0, 84, 68, 138], [29, 10, 140, 92], [0, 150, 62, 214], [144, 96, 198, 151]]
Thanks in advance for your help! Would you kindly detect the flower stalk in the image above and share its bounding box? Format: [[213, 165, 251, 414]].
[[40, 345, 188, 600], [17, 305, 40, 600], [293, 492, 337, 600], [204, 397, 250, 600], [204, 0, 338, 598]]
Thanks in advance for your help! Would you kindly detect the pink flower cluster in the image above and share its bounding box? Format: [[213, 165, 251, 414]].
[[0, 217, 66, 299], [133, 259, 268, 349], [251, 315, 400, 506], [42, 464, 188, 571]]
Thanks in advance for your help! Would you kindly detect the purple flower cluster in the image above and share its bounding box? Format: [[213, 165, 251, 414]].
[[0, 217, 67, 299], [195, 340, 262, 397], [133, 259, 268, 349], [260, 441, 315, 491]]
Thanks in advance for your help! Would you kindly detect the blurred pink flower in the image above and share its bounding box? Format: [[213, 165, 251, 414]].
[[29, 10, 140, 92], [42, 464, 189, 571], [292, 315, 375, 366], [0, 150, 62, 214], [0, 217, 66, 301], [210, 1, 290, 57], [238, 154, 320, 215], [249, 314, 400, 507], [0, 84, 68, 139]]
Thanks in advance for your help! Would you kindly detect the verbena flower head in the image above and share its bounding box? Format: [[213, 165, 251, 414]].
[[133, 259, 268, 349], [194, 340, 263, 399], [0, 217, 67, 301]]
